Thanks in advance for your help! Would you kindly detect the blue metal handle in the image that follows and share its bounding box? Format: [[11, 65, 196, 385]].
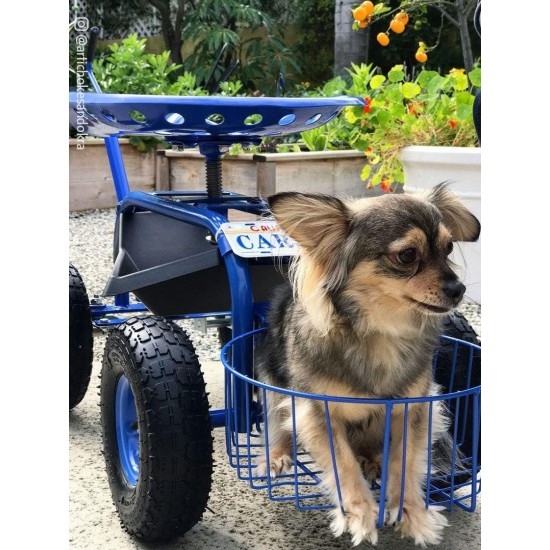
[[86, 27, 102, 94]]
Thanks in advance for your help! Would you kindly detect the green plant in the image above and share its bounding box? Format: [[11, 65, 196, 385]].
[[285, 0, 335, 88], [92, 35, 204, 96], [353, 63, 480, 190], [297, 72, 374, 151], [181, 0, 301, 94], [85, 35, 245, 152], [302, 62, 480, 190]]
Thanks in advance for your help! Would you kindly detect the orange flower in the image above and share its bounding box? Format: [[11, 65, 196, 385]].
[[449, 120, 457, 129], [408, 101, 423, 115], [363, 97, 372, 113]]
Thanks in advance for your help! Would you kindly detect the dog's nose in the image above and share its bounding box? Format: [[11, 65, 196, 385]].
[[443, 280, 466, 302]]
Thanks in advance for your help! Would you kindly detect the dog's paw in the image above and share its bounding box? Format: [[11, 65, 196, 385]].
[[358, 455, 382, 482], [390, 505, 448, 547], [329, 500, 378, 546], [255, 453, 293, 479]]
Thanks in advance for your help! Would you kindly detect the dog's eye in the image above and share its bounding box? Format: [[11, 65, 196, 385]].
[[445, 242, 454, 255], [397, 248, 418, 265]]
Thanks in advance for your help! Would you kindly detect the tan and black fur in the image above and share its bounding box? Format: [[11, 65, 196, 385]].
[[256, 184, 480, 547]]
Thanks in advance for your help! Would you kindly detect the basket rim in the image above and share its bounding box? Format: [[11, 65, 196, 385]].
[[221, 327, 481, 405]]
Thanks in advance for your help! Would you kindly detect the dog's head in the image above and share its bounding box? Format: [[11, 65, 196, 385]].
[[268, 184, 480, 333]]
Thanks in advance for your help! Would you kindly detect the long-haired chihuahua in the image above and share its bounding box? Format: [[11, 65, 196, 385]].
[[256, 184, 480, 546]]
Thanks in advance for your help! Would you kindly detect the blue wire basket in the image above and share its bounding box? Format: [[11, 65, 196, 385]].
[[221, 328, 481, 528]]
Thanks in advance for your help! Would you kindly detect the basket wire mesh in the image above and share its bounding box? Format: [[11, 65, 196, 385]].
[[222, 329, 480, 528]]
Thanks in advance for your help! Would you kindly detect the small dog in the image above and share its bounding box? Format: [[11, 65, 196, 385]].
[[256, 184, 480, 546]]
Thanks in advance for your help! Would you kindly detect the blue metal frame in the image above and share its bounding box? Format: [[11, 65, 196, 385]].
[[117, 190, 257, 431], [115, 374, 139, 486], [86, 139, 275, 431]]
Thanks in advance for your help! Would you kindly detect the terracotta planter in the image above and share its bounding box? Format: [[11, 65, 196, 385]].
[[399, 146, 481, 304]]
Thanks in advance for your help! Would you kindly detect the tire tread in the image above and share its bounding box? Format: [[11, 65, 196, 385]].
[[101, 315, 213, 542]]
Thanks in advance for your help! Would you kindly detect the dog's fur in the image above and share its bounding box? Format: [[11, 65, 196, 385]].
[[255, 184, 480, 546]]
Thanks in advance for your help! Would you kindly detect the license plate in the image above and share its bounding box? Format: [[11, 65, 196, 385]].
[[218, 221, 299, 258]]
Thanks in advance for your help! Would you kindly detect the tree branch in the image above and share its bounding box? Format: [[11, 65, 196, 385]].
[[148, 0, 170, 18], [433, 5, 459, 27], [404, 0, 459, 9], [464, 0, 478, 18], [175, 0, 186, 36]]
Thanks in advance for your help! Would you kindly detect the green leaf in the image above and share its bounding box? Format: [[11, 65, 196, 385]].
[[370, 75, 386, 89], [455, 91, 474, 106], [390, 103, 406, 118], [376, 109, 391, 125], [456, 103, 473, 121], [416, 70, 440, 88], [401, 82, 421, 99], [355, 139, 370, 151], [394, 168, 405, 184], [372, 171, 383, 186], [403, 113, 417, 127], [344, 108, 359, 124], [388, 66, 405, 83], [373, 3, 391, 15], [426, 75, 444, 95], [386, 86, 404, 102], [468, 68, 482, 88], [314, 135, 328, 150], [452, 72, 469, 91], [360, 164, 372, 181]]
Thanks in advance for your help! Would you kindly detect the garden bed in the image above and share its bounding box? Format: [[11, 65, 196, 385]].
[[69, 143, 374, 211]]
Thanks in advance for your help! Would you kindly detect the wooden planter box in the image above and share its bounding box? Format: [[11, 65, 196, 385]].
[[165, 149, 371, 199], [69, 141, 375, 211], [69, 139, 158, 211]]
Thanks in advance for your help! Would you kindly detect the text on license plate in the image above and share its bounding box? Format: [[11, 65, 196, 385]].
[[218, 222, 299, 258]]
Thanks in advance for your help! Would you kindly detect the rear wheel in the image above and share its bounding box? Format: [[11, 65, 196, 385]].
[[69, 264, 94, 410], [100, 315, 213, 542], [435, 310, 481, 480]]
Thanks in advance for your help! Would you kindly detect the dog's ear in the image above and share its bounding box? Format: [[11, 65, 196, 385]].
[[269, 192, 351, 299], [427, 183, 481, 242], [268, 192, 351, 251]]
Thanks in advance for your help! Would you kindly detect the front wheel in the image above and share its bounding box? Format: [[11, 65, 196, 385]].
[[100, 316, 213, 542]]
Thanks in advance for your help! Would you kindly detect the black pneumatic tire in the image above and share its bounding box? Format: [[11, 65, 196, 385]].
[[69, 264, 94, 410], [218, 326, 233, 349], [436, 310, 481, 464], [100, 316, 213, 542]]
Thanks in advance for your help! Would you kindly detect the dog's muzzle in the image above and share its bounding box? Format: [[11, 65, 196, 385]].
[[443, 280, 466, 304]]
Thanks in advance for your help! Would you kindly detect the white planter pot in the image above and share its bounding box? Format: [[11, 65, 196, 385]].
[[398, 146, 481, 304]]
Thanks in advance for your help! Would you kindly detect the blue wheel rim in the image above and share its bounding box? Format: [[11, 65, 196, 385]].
[[115, 374, 139, 486]]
